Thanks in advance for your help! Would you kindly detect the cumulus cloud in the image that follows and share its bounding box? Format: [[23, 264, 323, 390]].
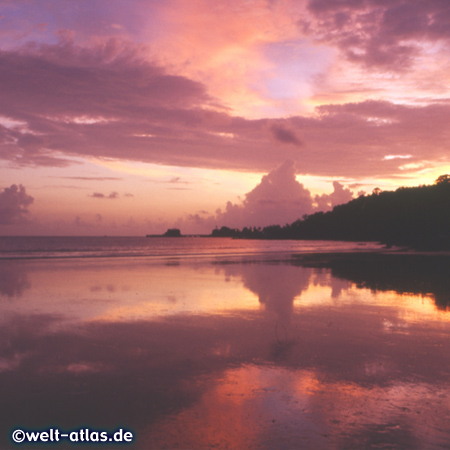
[[215, 160, 315, 228], [314, 181, 354, 210], [177, 161, 356, 233], [0, 184, 34, 224]]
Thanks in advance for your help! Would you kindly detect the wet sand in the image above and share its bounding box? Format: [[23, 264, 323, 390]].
[[1, 253, 450, 449]]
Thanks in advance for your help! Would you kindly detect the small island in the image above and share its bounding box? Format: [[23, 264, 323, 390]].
[[162, 228, 182, 237], [146, 228, 183, 238]]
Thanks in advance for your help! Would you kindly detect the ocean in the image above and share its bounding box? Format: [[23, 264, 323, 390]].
[[0, 236, 386, 260], [1, 236, 449, 449]]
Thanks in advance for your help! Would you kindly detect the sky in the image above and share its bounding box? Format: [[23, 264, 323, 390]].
[[1, 0, 450, 235]]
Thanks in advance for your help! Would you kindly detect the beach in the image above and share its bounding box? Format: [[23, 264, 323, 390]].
[[1, 238, 450, 449], [4, 1, 450, 447]]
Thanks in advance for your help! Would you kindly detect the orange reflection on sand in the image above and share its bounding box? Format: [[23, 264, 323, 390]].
[[2, 259, 260, 324], [144, 365, 263, 449], [144, 362, 450, 449], [295, 278, 450, 327], [143, 365, 357, 449]]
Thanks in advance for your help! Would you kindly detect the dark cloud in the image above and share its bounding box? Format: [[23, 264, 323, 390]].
[[0, 37, 209, 112], [169, 177, 191, 184], [89, 192, 119, 199], [146, 177, 192, 185], [270, 124, 302, 146], [0, 184, 34, 224], [305, 0, 450, 70], [0, 38, 212, 167]]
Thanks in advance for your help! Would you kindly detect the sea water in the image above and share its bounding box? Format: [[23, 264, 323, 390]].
[[0, 236, 385, 260]]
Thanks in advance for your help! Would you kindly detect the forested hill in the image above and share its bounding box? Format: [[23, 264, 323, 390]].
[[212, 176, 450, 250]]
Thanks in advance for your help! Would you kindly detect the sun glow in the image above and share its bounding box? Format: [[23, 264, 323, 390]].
[[383, 155, 413, 160]]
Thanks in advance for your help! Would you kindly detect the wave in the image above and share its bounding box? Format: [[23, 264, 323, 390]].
[[0, 236, 388, 261]]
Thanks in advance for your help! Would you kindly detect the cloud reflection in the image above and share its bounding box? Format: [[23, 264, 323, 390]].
[[217, 260, 313, 322], [0, 261, 31, 298]]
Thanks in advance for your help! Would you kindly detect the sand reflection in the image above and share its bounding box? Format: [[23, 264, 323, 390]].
[[145, 365, 450, 449], [1, 254, 450, 449]]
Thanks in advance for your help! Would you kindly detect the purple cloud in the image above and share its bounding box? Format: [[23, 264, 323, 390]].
[[305, 0, 450, 70], [0, 184, 34, 224], [215, 160, 315, 228], [270, 124, 302, 146], [315, 181, 354, 210], [0, 39, 449, 179], [89, 192, 119, 199], [177, 161, 357, 233]]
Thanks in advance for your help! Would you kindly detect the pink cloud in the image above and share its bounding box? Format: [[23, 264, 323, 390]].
[[215, 160, 355, 228], [314, 181, 354, 210], [178, 161, 356, 233], [0, 39, 449, 180], [189, 161, 314, 230]]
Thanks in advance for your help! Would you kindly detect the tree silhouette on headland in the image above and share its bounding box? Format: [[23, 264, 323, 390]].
[[211, 177, 450, 250], [435, 174, 450, 185]]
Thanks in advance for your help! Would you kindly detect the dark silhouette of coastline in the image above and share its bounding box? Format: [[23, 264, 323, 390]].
[[211, 176, 450, 250]]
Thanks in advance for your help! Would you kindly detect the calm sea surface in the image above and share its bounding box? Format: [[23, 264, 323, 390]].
[[0, 236, 385, 260], [1, 237, 450, 449]]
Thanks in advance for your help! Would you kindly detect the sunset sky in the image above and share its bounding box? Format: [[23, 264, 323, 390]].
[[1, 0, 450, 235]]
